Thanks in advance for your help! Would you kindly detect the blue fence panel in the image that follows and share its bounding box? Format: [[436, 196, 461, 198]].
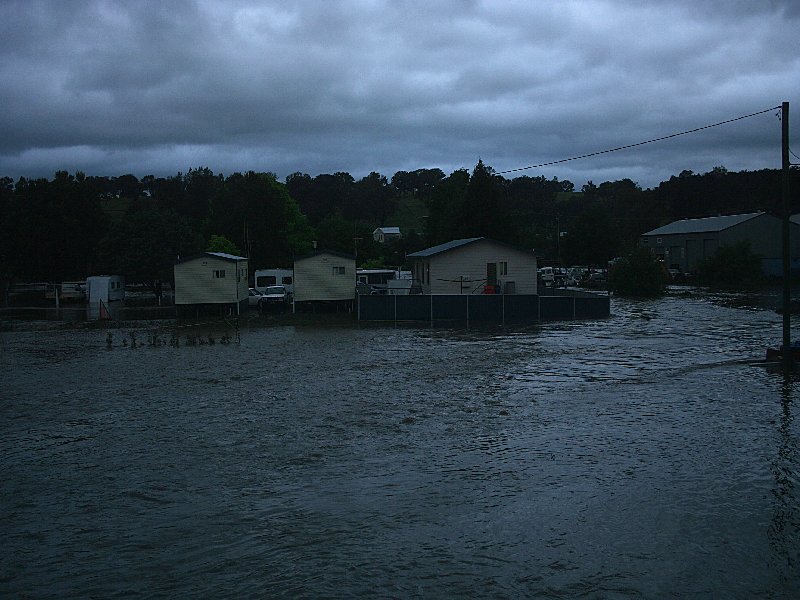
[[356, 293, 608, 323]]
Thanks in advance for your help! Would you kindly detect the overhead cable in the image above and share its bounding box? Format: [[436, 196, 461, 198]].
[[497, 105, 782, 175]]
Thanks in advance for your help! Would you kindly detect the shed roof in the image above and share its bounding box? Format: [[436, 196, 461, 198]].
[[642, 212, 764, 236]]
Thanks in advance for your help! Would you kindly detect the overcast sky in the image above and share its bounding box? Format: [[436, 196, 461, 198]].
[[1, 0, 798, 189]]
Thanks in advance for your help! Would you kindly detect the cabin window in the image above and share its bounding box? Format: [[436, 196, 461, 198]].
[[333, 266, 346, 275], [498, 261, 508, 276], [656, 237, 662, 245], [282, 276, 293, 285], [214, 269, 226, 278]]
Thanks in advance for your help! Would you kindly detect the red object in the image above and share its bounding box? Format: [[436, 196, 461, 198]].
[[99, 300, 111, 320]]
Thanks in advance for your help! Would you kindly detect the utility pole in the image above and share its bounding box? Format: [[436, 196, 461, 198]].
[[781, 101, 792, 368]]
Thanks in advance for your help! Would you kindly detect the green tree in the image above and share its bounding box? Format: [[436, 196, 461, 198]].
[[560, 204, 620, 266], [103, 203, 201, 285], [206, 234, 240, 255], [210, 171, 314, 268], [694, 241, 763, 290], [463, 160, 504, 239], [425, 169, 469, 244], [608, 246, 666, 297]]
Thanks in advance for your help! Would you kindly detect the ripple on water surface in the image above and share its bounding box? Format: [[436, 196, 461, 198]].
[[1, 293, 799, 598]]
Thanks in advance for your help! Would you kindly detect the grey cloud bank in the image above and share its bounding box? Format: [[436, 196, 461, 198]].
[[1, 0, 798, 188]]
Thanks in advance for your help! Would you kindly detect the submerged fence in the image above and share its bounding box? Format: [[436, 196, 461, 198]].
[[357, 292, 610, 324]]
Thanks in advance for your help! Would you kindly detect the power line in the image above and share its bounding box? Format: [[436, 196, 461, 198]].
[[497, 105, 782, 175]]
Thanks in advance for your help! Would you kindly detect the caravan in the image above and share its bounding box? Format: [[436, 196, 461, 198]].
[[86, 275, 125, 304], [254, 268, 293, 297]]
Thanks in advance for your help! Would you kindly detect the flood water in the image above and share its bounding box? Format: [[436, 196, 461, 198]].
[[2, 290, 799, 598]]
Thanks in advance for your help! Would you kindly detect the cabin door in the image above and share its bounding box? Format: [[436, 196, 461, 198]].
[[486, 262, 497, 287]]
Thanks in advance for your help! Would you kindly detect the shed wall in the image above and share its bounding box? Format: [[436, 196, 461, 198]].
[[294, 254, 356, 302], [423, 241, 537, 295], [174, 256, 248, 304]]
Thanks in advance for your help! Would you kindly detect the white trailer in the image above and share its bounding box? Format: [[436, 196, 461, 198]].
[[86, 275, 125, 304], [254, 268, 294, 296]]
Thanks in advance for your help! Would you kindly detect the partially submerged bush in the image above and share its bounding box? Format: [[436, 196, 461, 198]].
[[694, 241, 763, 290], [608, 246, 666, 297]]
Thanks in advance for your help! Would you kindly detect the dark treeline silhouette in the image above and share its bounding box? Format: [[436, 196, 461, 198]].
[[1, 163, 798, 292]]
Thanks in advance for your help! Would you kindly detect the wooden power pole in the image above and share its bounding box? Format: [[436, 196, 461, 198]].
[[782, 101, 791, 368]]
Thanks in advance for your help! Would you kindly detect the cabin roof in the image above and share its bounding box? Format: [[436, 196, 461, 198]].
[[176, 251, 248, 265], [294, 250, 356, 262], [407, 237, 535, 259]]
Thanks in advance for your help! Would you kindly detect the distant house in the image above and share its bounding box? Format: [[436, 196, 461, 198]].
[[174, 252, 249, 314], [640, 212, 800, 276], [293, 251, 356, 308], [373, 227, 402, 243], [407, 237, 538, 295]]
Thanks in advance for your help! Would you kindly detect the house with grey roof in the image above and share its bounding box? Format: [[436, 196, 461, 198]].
[[407, 237, 537, 295], [373, 227, 402, 243], [640, 212, 800, 276]]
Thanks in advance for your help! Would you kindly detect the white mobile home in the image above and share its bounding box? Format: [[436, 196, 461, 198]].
[[407, 237, 538, 295], [293, 251, 356, 306], [254, 268, 294, 295], [174, 252, 249, 314], [86, 275, 125, 304]]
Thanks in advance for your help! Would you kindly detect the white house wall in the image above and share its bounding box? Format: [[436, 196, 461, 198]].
[[424, 241, 537, 294], [294, 254, 356, 301], [174, 256, 248, 304]]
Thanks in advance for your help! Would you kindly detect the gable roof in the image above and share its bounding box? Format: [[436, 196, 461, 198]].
[[374, 227, 401, 234], [642, 212, 765, 236], [407, 237, 484, 258], [294, 250, 356, 262], [176, 251, 248, 264], [407, 237, 535, 259]]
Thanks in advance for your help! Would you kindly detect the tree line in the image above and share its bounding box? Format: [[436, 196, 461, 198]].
[[1, 162, 797, 292]]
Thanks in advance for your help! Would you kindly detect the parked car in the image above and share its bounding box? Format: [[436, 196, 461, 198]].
[[258, 285, 291, 310], [248, 287, 264, 307]]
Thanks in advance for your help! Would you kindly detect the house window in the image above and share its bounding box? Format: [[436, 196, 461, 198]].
[[282, 276, 293, 285], [333, 266, 346, 275], [656, 237, 662, 245], [498, 261, 508, 276], [214, 269, 226, 278]]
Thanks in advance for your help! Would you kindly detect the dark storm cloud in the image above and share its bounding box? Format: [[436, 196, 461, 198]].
[[0, 0, 797, 188]]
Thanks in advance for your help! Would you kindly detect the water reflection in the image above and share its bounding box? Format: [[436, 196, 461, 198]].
[[768, 373, 799, 591]]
